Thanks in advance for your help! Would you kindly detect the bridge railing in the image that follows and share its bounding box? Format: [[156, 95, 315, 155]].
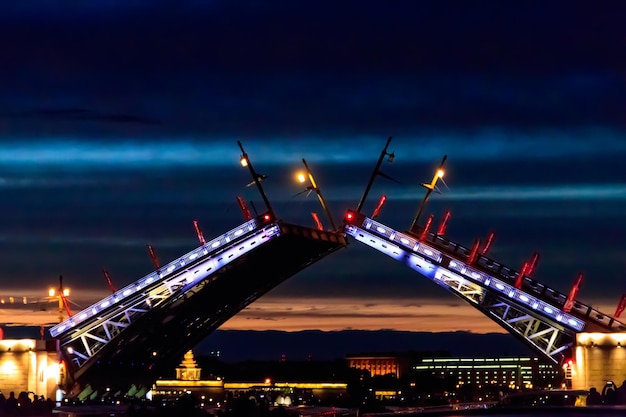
[[409, 222, 626, 332], [50, 214, 271, 338], [352, 215, 585, 331]]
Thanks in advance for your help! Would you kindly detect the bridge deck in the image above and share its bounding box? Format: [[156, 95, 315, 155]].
[[344, 210, 625, 365], [60, 221, 346, 391]]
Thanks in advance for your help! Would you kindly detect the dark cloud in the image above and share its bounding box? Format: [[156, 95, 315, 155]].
[[0, 2, 624, 338]]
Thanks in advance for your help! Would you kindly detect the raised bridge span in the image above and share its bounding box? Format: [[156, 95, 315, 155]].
[[50, 212, 346, 391], [343, 209, 625, 366], [48, 139, 623, 394]]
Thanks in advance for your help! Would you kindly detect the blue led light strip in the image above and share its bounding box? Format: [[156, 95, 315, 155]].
[[50, 217, 265, 338], [345, 216, 586, 332]]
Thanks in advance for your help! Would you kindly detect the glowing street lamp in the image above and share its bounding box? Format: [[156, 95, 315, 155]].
[[237, 141, 275, 220], [295, 158, 337, 231], [410, 155, 447, 233], [50, 275, 71, 323]]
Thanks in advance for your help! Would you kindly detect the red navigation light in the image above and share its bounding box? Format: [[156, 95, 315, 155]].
[[345, 211, 355, 221], [263, 213, 271, 222]]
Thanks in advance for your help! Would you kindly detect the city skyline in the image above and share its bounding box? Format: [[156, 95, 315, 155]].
[[1, 1, 626, 338]]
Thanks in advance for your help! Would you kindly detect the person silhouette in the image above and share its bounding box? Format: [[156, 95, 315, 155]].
[[4, 391, 18, 415], [602, 382, 617, 405], [586, 387, 602, 405], [615, 379, 626, 405]]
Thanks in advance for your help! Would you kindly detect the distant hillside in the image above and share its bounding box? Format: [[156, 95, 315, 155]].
[[197, 330, 534, 362]]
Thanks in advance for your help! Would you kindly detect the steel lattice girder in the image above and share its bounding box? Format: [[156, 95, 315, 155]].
[[58, 224, 281, 373], [344, 221, 576, 365]]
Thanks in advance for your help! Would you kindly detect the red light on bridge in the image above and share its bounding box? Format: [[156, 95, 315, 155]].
[[263, 213, 271, 222], [345, 211, 355, 221]]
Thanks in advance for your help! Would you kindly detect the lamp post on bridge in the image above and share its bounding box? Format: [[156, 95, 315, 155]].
[[356, 136, 397, 213], [296, 158, 337, 232], [238, 141, 275, 220], [410, 155, 447, 233]]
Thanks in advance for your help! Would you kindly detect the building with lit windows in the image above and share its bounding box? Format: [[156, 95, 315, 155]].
[[412, 357, 561, 390], [153, 350, 348, 407], [0, 339, 62, 400], [152, 350, 223, 407], [346, 352, 413, 378]]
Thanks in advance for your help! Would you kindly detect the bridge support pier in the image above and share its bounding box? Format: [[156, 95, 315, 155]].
[[570, 332, 626, 391]]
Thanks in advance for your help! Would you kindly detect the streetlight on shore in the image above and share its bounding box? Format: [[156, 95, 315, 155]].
[[49, 275, 71, 323]]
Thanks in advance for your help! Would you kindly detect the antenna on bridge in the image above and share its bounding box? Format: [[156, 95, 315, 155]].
[[436, 210, 451, 235], [238, 141, 275, 220], [147, 245, 160, 269], [410, 155, 447, 233], [526, 252, 540, 276], [372, 194, 387, 219], [192, 220, 206, 244], [419, 214, 434, 241], [311, 213, 324, 231], [481, 231, 495, 255], [467, 238, 481, 265], [103, 269, 116, 293], [515, 262, 529, 289], [356, 136, 398, 213], [563, 273, 583, 313], [236, 196, 253, 221]]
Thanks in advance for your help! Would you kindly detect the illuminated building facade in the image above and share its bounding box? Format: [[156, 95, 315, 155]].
[[154, 350, 348, 407], [412, 357, 560, 390], [0, 339, 61, 400], [570, 332, 626, 391], [346, 353, 410, 378], [153, 350, 223, 407]]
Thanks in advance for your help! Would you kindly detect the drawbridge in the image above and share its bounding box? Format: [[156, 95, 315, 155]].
[[344, 138, 626, 366], [49, 144, 348, 392]]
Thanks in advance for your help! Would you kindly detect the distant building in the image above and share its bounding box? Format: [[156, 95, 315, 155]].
[[345, 352, 409, 378], [153, 351, 348, 407], [346, 351, 450, 379], [0, 339, 61, 400], [412, 356, 561, 390], [153, 350, 223, 407]]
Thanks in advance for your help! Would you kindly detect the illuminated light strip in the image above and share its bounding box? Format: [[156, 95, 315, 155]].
[[357, 216, 594, 326], [58, 224, 282, 366], [347, 227, 480, 297], [50, 218, 271, 338], [346, 220, 586, 332]]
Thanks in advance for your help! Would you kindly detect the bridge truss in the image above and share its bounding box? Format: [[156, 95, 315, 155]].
[[344, 210, 626, 365], [51, 213, 347, 390]]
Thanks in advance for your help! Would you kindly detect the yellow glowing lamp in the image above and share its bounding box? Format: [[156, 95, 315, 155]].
[[49, 289, 56, 297], [296, 172, 306, 183], [240, 156, 248, 167], [423, 168, 445, 191], [63, 288, 70, 297]]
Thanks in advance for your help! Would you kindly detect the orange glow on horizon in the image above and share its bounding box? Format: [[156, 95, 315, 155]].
[[0, 290, 621, 334]]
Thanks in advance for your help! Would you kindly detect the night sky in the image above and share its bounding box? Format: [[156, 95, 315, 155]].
[[1, 1, 626, 337]]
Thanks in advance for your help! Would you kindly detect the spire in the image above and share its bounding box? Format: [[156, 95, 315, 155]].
[[176, 350, 201, 380]]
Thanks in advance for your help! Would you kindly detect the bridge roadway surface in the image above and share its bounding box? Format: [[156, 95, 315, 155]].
[[50, 212, 347, 392], [343, 210, 626, 365]]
